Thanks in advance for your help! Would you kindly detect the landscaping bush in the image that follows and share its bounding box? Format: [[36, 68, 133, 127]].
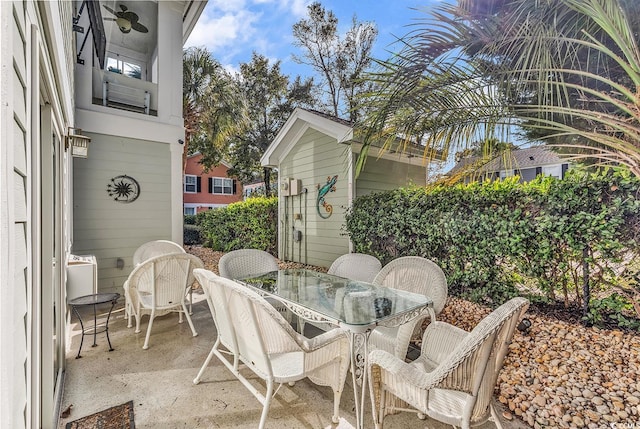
[[198, 196, 277, 255], [184, 214, 197, 225], [183, 224, 202, 245], [346, 167, 640, 326]]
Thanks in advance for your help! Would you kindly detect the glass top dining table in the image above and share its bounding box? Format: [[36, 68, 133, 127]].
[[235, 268, 433, 429]]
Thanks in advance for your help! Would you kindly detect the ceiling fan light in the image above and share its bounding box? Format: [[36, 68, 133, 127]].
[[116, 17, 131, 33]]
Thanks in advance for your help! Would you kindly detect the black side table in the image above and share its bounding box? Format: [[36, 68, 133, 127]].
[[69, 293, 120, 358]]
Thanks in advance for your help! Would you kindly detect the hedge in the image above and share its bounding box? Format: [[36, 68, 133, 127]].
[[197, 197, 277, 255], [345, 167, 640, 327]]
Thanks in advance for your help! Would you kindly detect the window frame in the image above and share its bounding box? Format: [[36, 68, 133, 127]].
[[184, 175, 197, 193]]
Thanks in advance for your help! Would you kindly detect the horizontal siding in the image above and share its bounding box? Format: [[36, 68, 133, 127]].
[[356, 157, 427, 197], [73, 133, 172, 292], [13, 122, 26, 174], [279, 128, 350, 267]]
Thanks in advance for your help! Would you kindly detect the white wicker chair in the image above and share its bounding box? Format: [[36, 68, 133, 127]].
[[126, 240, 187, 326], [132, 240, 185, 266], [328, 253, 382, 282], [369, 256, 448, 359], [368, 297, 529, 429], [124, 253, 203, 349], [218, 249, 292, 323], [192, 269, 350, 429]]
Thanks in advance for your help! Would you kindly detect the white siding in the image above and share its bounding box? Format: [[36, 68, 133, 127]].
[[279, 128, 351, 268], [72, 133, 172, 293], [1, 2, 30, 426]]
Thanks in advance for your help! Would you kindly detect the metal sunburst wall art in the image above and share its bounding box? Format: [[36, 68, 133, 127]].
[[107, 174, 140, 203]]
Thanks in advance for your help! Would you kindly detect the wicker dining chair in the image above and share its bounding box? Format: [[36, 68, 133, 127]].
[[192, 269, 350, 429], [125, 240, 187, 326], [368, 297, 529, 429], [218, 249, 293, 323], [369, 256, 448, 359], [124, 253, 203, 349], [328, 253, 382, 283]]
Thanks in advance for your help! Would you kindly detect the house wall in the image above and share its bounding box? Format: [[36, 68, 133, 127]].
[[278, 128, 351, 267], [72, 133, 171, 294], [355, 156, 427, 197], [1, 1, 74, 428], [183, 154, 242, 213]]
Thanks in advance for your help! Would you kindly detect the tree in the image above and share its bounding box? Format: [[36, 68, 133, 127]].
[[183, 47, 246, 171], [355, 0, 640, 179], [226, 53, 315, 195], [292, 1, 377, 121]]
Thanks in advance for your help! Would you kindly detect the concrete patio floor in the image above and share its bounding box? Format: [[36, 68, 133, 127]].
[[58, 290, 528, 429]]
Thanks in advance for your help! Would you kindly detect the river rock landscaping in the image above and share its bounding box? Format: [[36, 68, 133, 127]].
[[186, 245, 640, 428]]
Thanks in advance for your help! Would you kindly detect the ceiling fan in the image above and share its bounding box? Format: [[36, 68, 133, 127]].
[[103, 4, 148, 34]]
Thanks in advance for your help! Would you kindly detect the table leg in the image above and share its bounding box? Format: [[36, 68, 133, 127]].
[[105, 299, 116, 351], [92, 303, 98, 347], [72, 305, 85, 359], [347, 329, 371, 429]]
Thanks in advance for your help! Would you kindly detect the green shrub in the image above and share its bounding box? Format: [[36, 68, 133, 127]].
[[183, 224, 202, 245], [198, 197, 277, 254], [184, 214, 197, 225], [346, 166, 640, 327]]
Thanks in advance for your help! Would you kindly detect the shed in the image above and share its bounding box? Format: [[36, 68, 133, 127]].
[[261, 108, 431, 268]]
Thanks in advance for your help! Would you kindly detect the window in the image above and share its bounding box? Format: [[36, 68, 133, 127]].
[[184, 207, 196, 215], [209, 177, 234, 195], [184, 175, 197, 193], [106, 56, 143, 80]]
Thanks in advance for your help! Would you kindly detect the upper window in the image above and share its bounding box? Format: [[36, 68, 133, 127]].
[[184, 175, 197, 193], [210, 178, 233, 195], [106, 56, 143, 79]]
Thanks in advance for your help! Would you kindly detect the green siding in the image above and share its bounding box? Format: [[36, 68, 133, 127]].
[[355, 156, 427, 197], [73, 132, 171, 292], [279, 129, 350, 267]]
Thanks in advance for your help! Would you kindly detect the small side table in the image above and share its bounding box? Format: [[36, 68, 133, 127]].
[[69, 293, 120, 359]]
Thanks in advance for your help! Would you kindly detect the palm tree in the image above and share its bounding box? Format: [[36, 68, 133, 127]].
[[182, 47, 246, 172], [356, 0, 640, 179]]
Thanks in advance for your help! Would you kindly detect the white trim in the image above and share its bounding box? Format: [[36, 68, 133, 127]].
[[184, 174, 197, 193], [261, 108, 353, 167]]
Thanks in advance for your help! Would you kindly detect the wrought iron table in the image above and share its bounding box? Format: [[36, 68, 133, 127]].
[[236, 269, 432, 429], [68, 292, 120, 358]]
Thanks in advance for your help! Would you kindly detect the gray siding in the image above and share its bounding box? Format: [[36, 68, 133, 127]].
[[73, 133, 172, 293], [356, 156, 427, 197], [279, 129, 350, 268]]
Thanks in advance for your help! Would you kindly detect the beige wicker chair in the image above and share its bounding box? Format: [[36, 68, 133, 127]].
[[368, 297, 529, 429], [124, 253, 203, 349], [328, 253, 382, 282], [369, 256, 448, 359], [126, 240, 187, 326], [192, 269, 350, 429]]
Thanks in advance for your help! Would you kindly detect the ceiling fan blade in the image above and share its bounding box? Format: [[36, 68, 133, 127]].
[[103, 17, 117, 21], [119, 4, 128, 12], [103, 5, 117, 16], [131, 21, 148, 33]]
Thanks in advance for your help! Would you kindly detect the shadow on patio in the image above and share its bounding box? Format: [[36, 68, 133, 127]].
[[57, 290, 525, 429]]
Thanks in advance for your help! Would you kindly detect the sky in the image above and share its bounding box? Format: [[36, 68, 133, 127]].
[[185, 0, 443, 79]]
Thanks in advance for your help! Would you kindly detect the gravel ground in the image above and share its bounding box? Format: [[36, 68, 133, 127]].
[[186, 246, 640, 428]]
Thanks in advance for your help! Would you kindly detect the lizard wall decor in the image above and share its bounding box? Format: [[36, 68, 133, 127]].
[[316, 175, 337, 219]]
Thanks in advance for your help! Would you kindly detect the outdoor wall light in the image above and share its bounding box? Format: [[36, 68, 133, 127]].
[[66, 127, 91, 158]]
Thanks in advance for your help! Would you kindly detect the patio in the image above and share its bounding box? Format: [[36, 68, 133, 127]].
[[57, 289, 524, 429]]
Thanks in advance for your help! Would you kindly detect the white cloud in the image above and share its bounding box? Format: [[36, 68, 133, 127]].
[[185, 8, 260, 54]]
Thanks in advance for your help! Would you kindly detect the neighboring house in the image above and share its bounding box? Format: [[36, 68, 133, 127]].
[[0, 1, 207, 427], [183, 153, 243, 214], [261, 108, 433, 268], [447, 146, 570, 182]]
